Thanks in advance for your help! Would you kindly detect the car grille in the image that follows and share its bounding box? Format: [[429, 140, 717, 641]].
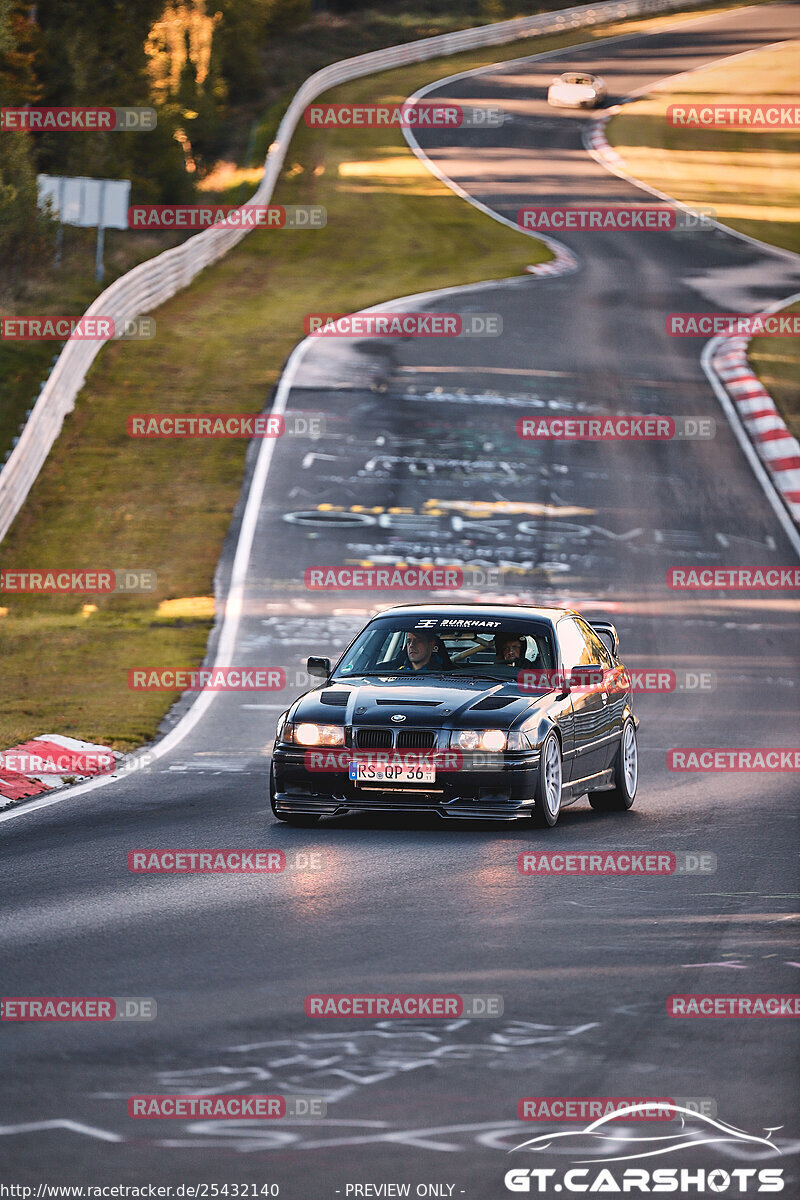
[[353, 728, 436, 749], [354, 728, 393, 749], [396, 729, 436, 749]]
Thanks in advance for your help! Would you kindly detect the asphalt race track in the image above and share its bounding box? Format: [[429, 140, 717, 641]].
[[2, 3, 799, 1194]]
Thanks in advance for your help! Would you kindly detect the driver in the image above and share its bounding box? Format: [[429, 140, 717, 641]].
[[400, 630, 450, 673], [494, 632, 538, 669]]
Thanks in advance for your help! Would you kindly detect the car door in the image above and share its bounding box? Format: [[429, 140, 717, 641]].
[[556, 616, 607, 784], [576, 618, 626, 770]]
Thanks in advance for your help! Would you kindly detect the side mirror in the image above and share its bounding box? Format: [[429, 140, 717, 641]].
[[590, 621, 619, 659], [307, 656, 331, 679]]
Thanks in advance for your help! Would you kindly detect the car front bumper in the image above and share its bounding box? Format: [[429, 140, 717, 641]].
[[271, 746, 541, 821]]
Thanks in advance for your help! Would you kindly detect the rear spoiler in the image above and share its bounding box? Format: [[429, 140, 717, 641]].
[[590, 620, 619, 658]]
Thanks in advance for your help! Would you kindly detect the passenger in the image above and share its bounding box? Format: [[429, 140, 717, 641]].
[[494, 633, 538, 669]]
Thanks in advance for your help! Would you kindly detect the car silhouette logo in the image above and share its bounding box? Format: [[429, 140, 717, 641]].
[[390, 714, 406, 722]]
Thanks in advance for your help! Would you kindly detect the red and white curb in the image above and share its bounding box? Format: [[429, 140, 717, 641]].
[[0, 734, 120, 808], [585, 115, 626, 167], [526, 240, 579, 276], [710, 336, 800, 524]]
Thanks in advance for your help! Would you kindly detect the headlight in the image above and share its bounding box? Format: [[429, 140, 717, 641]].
[[275, 712, 289, 742], [450, 729, 507, 752], [293, 722, 345, 747]]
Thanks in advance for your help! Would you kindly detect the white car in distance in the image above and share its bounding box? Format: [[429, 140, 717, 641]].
[[547, 72, 607, 109]]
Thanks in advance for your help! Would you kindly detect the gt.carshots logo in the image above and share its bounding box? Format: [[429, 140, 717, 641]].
[[503, 1168, 785, 1193], [505, 1104, 786, 1192]]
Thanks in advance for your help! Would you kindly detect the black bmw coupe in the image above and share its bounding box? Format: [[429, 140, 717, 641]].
[[270, 604, 638, 828]]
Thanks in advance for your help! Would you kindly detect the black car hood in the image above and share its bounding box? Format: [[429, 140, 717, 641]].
[[291, 674, 550, 729]]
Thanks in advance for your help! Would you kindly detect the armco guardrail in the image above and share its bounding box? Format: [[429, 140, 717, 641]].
[[0, 0, 714, 544]]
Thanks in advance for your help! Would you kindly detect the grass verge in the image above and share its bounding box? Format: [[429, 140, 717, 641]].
[[0, 2, 755, 751], [605, 40, 800, 254], [606, 40, 800, 441]]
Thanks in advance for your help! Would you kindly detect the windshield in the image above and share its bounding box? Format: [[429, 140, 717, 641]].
[[334, 615, 556, 679]]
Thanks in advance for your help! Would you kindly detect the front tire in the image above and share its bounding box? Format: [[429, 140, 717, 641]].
[[531, 731, 562, 828], [270, 763, 320, 827], [589, 719, 637, 812]]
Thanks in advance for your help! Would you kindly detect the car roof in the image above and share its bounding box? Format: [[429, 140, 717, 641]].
[[369, 603, 577, 627]]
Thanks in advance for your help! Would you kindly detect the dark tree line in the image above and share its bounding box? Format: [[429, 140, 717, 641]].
[[0, 0, 310, 277], [0, 0, 548, 279]]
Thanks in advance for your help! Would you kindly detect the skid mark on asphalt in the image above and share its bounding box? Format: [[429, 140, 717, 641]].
[[3, 1114, 798, 1158], [5, 1022, 599, 1151], [161, 1019, 602, 1106], [0, 1119, 123, 1143], [5, 1018, 800, 1156]]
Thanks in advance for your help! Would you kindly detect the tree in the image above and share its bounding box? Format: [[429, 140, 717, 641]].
[[0, 0, 54, 280], [0, 0, 41, 107], [32, 0, 189, 200]]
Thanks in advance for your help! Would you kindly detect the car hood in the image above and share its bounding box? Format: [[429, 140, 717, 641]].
[[290, 674, 551, 729], [553, 82, 597, 99]]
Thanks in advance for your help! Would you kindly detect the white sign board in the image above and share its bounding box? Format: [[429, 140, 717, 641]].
[[38, 175, 130, 230]]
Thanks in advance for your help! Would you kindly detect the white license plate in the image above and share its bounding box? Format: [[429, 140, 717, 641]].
[[350, 761, 435, 785]]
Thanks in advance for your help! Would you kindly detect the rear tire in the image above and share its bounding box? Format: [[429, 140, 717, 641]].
[[589, 719, 637, 812], [531, 731, 562, 828], [270, 763, 320, 826]]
